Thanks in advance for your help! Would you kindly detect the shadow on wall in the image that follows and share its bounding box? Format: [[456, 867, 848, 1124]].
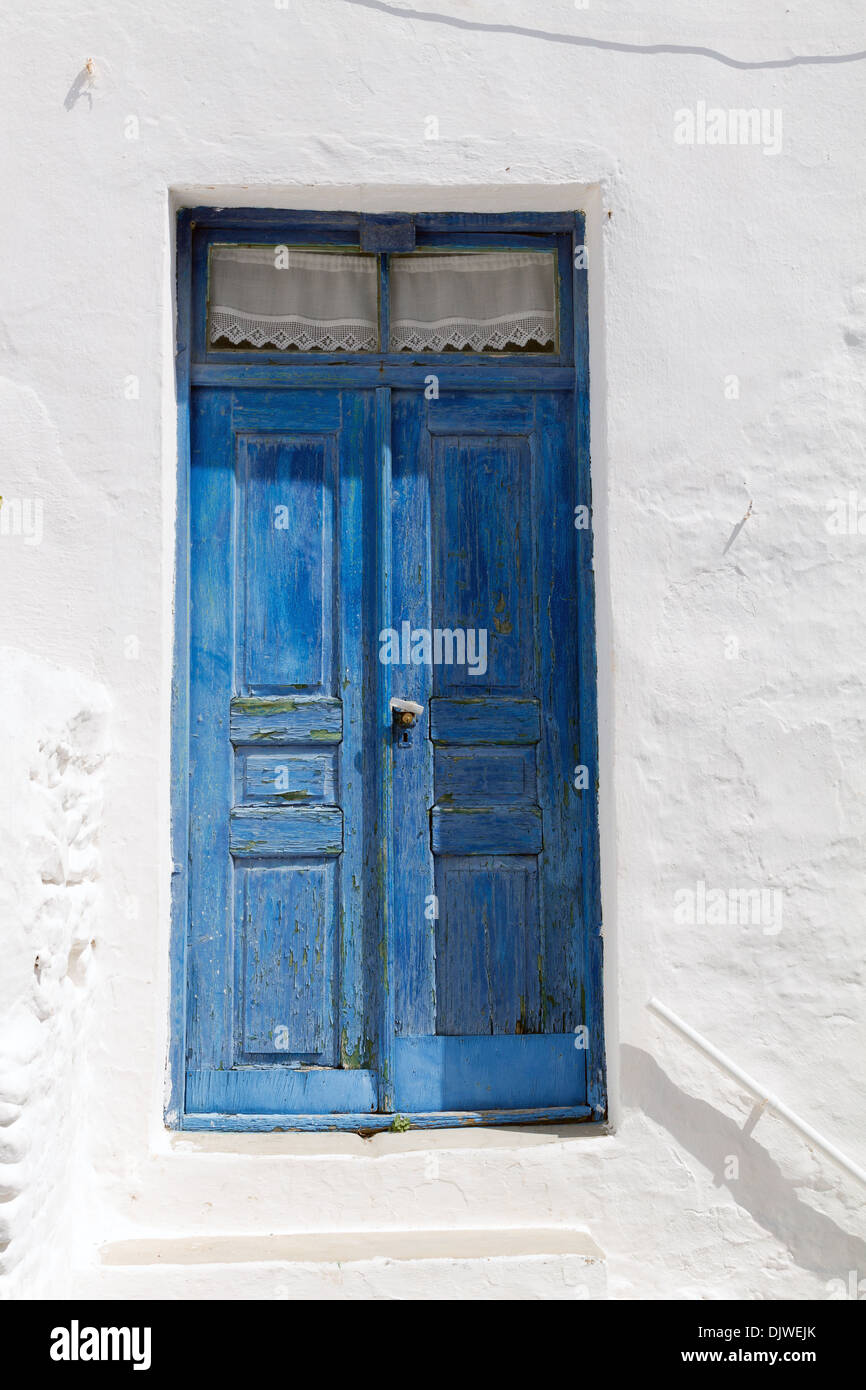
[[63, 62, 96, 111], [623, 1045, 866, 1287]]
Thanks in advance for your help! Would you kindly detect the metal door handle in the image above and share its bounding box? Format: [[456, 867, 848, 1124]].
[[390, 697, 424, 741]]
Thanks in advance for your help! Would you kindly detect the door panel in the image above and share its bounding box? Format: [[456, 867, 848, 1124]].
[[391, 389, 587, 1112], [241, 863, 335, 1054], [431, 432, 533, 693], [433, 856, 540, 1034], [238, 434, 335, 690], [393, 1035, 583, 1112], [186, 389, 378, 1115]]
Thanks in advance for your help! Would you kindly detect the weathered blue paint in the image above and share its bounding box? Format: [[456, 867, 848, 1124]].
[[242, 752, 336, 804], [430, 697, 540, 744], [185, 386, 375, 1102], [431, 806, 543, 855], [394, 1036, 586, 1111], [182, 1105, 592, 1133], [192, 364, 577, 390], [572, 212, 607, 1119], [375, 385, 396, 1110], [360, 212, 416, 252], [171, 210, 605, 1129], [229, 695, 342, 744], [181, 207, 575, 231], [166, 208, 193, 1128], [391, 386, 588, 1078], [228, 806, 343, 857], [186, 1068, 377, 1116]]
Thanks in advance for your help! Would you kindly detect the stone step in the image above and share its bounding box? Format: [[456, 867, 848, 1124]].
[[108, 1124, 602, 1238], [75, 1228, 606, 1300]]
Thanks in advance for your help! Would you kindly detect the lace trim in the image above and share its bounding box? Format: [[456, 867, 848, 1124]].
[[210, 309, 555, 354], [391, 312, 555, 353], [210, 309, 377, 352]]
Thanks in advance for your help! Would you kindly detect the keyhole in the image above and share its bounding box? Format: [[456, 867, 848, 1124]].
[[402, 729, 409, 745]]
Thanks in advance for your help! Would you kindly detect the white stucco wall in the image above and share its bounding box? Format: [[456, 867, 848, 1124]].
[[1, 0, 865, 1298], [0, 650, 109, 1299]]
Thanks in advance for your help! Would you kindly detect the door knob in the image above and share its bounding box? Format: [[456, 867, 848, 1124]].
[[390, 697, 424, 743]]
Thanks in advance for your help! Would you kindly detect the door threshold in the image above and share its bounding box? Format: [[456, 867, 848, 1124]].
[[181, 1105, 594, 1133]]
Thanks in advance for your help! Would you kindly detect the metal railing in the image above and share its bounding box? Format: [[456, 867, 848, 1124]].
[[648, 997, 866, 1188]]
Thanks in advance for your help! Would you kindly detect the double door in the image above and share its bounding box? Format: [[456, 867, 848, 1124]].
[[184, 382, 598, 1125]]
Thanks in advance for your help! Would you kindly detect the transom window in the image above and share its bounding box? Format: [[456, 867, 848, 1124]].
[[206, 243, 559, 356]]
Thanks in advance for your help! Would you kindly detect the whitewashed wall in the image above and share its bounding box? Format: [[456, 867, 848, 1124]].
[[0, 650, 108, 1298], [1, 0, 865, 1298]]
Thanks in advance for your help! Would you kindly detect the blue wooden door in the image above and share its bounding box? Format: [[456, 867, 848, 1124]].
[[390, 390, 590, 1113], [185, 383, 596, 1126], [186, 388, 382, 1118], [178, 210, 604, 1129]]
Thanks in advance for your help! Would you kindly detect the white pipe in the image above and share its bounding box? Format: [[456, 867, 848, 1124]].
[[647, 996, 866, 1188]]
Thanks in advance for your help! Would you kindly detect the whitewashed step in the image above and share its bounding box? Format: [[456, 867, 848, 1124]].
[[77, 1228, 606, 1300], [112, 1125, 604, 1238]]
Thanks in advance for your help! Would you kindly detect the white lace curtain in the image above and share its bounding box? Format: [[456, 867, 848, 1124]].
[[209, 246, 378, 352], [390, 252, 555, 352], [208, 245, 556, 353]]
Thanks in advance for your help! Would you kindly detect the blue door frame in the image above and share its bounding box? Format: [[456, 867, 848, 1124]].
[[168, 209, 605, 1131]]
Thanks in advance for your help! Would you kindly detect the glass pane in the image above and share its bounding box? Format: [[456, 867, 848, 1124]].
[[390, 250, 557, 353], [208, 245, 378, 352]]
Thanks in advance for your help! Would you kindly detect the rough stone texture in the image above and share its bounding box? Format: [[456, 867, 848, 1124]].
[[0, 1, 864, 1298], [0, 651, 109, 1298]]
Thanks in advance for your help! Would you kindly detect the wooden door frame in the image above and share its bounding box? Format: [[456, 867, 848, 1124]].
[[167, 208, 605, 1131]]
